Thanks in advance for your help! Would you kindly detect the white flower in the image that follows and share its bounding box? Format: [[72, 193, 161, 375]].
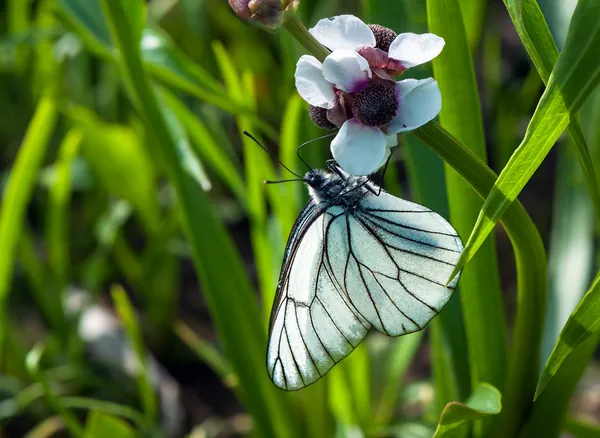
[[295, 15, 445, 176]]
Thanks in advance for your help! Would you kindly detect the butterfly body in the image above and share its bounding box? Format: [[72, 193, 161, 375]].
[[267, 163, 463, 391]]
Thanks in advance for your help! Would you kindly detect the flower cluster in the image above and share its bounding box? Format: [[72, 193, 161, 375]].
[[295, 15, 445, 175]]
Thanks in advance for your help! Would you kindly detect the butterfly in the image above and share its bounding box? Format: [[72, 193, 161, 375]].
[[265, 160, 464, 391]]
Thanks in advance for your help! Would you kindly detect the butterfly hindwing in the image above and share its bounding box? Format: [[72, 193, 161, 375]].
[[326, 191, 463, 336]]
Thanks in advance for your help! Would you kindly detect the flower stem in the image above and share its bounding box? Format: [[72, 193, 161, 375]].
[[284, 14, 330, 62]]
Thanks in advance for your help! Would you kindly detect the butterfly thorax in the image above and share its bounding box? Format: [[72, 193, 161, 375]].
[[304, 169, 371, 209]]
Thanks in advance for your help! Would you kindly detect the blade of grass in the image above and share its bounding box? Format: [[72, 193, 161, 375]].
[[82, 411, 137, 438], [98, 2, 297, 435], [173, 320, 238, 389], [25, 344, 84, 437], [63, 398, 145, 428], [46, 128, 82, 304], [541, 142, 594, 366], [521, 330, 599, 437], [563, 417, 600, 438], [0, 91, 57, 363], [534, 272, 600, 399], [414, 122, 547, 438], [427, 1, 506, 430], [159, 87, 246, 205], [111, 285, 158, 423], [453, 0, 600, 281], [374, 331, 424, 425]]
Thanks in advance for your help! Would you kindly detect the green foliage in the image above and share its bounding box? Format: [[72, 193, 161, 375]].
[[1, 0, 600, 437], [433, 384, 502, 438]]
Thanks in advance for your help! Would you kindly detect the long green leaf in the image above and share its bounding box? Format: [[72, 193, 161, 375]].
[[454, 0, 600, 280], [563, 417, 600, 438], [25, 345, 84, 437], [0, 92, 57, 362], [97, 2, 296, 436], [414, 122, 547, 438], [427, 0, 506, 422], [159, 87, 246, 205], [535, 273, 600, 398], [521, 333, 598, 437], [83, 412, 137, 438], [111, 285, 158, 423], [433, 383, 502, 438], [500, 0, 600, 226]]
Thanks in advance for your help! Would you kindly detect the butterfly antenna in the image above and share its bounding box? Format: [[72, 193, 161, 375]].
[[264, 178, 305, 184], [296, 133, 336, 171], [243, 131, 303, 178]]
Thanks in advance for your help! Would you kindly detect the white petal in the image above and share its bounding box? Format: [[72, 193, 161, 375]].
[[331, 119, 388, 176], [385, 134, 398, 147], [388, 33, 445, 68], [309, 15, 376, 51], [322, 50, 371, 93], [295, 55, 336, 108], [389, 78, 442, 133]]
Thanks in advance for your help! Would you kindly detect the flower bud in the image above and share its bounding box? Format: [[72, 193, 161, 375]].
[[228, 0, 285, 29]]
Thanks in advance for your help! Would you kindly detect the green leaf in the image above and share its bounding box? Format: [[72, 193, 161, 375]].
[[159, 87, 246, 204], [535, 273, 600, 399], [499, 0, 600, 225], [0, 92, 57, 362], [62, 397, 146, 427], [173, 320, 238, 388], [98, 2, 297, 436], [69, 107, 161, 233], [563, 417, 600, 438], [111, 285, 158, 423], [454, 0, 600, 281], [46, 128, 82, 298], [427, 0, 506, 423], [83, 412, 137, 438], [25, 344, 84, 437], [433, 383, 502, 438], [374, 332, 424, 425]]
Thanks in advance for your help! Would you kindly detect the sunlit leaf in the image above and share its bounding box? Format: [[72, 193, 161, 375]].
[[535, 273, 600, 399], [83, 412, 137, 438], [433, 383, 502, 438], [455, 0, 600, 280]]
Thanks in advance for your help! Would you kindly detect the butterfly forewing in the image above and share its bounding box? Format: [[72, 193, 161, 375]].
[[267, 182, 463, 391], [267, 206, 370, 390]]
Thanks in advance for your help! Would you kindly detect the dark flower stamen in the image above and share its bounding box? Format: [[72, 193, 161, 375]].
[[369, 24, 398, 52], [309, 105, 337, 130], [352, 83, 398, 127]]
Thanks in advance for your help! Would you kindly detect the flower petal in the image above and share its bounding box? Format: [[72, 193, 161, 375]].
[[322, 50, 371, 93], [309, 15, 375, 51], [389, 78, 442, 133], [385, 134, 398, 147], [331, 119, 388, 176], [295, 55, 336, 108], [388, 33, 445, 68]]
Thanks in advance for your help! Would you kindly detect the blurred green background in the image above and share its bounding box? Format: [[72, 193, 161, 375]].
[[0, 0, 599, 437]]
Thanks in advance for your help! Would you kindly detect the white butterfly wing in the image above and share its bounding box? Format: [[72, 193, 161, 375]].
[[267, 190, 463, 391], [326, 191, 463, 336], [267, 206, 370, 391]]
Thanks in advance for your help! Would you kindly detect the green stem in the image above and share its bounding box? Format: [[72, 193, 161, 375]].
[[284, 14, 330, 62]]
